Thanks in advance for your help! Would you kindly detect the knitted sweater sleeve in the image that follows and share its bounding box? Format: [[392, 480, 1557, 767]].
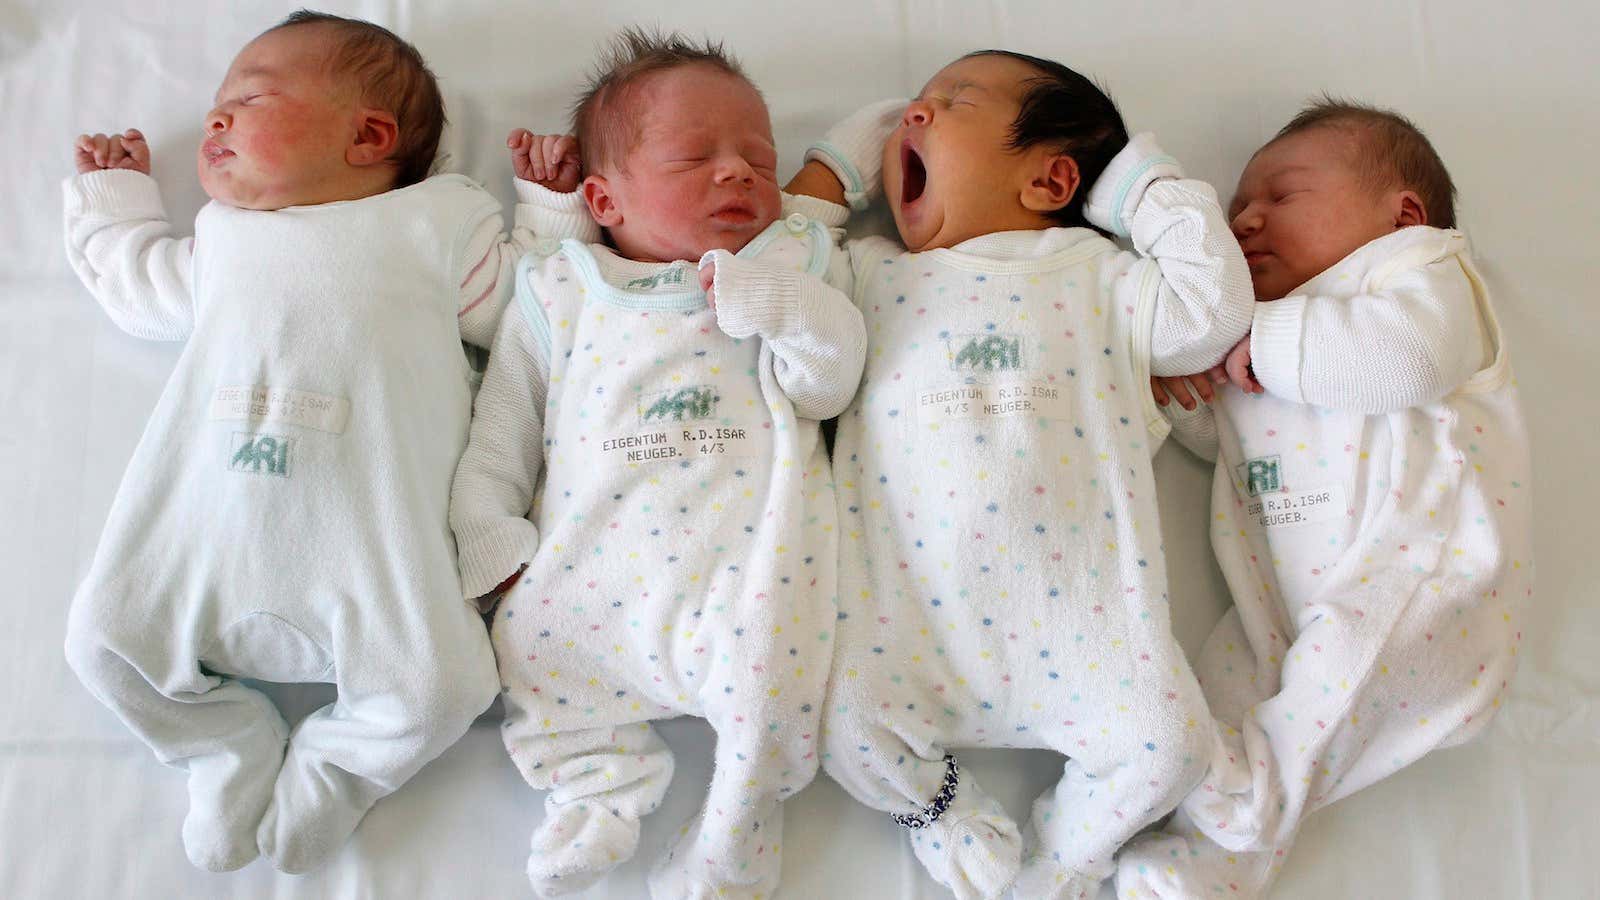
[[456, 179, 600, 348], [1116, 178, 1256, 377], [62, 169, 195, 341], [1250, 255, 1485, 413], [449, 276, 550, 601], [701, 249, 867, 421]]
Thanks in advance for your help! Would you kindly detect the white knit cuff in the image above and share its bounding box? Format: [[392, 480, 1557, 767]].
[[1082, 132, 1184, 237], [781, 191, 850, 228], [1250, 297, 1307, 403], [700, 250, 803, 340], [64, 168, 165, 219], [804, 98, 907, 211], [455, 516, 541, 601], [514, 178, 600, 244]]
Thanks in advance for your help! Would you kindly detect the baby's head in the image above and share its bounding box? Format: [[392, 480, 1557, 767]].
[[200, 10, 444, 210], [572, 28, 781, 263], [1231, 98, 1456, 300], [884, 50, 1127, 252]]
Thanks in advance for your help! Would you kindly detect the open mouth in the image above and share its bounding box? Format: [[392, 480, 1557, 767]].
[[900, 140, 927, 205]]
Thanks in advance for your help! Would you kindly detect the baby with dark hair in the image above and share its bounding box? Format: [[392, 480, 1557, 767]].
[[1121, 98, 1531, 900], [61, 9, 578, 874], [786, 50, 1253, 898]]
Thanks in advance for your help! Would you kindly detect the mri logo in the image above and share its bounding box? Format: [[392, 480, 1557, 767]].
[[947, 334, 1023, 371], [229, 432, 291, 477], [1237, 455, 1281, 496], [638, 385, 720, 424]]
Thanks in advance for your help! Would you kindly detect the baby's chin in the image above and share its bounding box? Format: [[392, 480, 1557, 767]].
[[682, 217, 781, 259]]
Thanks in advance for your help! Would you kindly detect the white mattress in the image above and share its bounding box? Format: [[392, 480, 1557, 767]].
[[2, 1, 1595, 897]]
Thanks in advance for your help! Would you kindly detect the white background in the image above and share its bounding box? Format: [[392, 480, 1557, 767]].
[[2, 1, 1596, 896]]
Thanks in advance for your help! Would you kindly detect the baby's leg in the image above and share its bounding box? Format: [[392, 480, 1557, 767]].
[[822, 670, 1022, 899], [1180, 561, 1518, 855], [509, 716, 676, 896], [648, 640, 828, 899], [256, 596, 499, 873], [1116, 807, 1283, 900], [494, 586, 677, 896], [65, 589, 287, 872], [1116, 611, 1285, 899], [1013, 644, 1212, 900]]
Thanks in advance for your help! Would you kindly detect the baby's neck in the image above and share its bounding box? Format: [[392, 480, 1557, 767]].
[[909, 207, 1060, 253]]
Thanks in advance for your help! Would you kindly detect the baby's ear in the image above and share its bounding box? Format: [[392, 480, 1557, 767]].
[[1394, 189, 1428, 228], [1021, 150, 1081, 215], [348, 107, 400, 168], [582, 174, 622, 227]]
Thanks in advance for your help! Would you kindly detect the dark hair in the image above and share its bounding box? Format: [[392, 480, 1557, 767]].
[[571, 27, 756, 174], [272, 10, 445, 188], [1271, 95, 1456, 228], [962, 50, 1128, 230]]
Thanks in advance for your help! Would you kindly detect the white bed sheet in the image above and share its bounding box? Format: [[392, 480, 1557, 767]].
[[3, 1, 1596, 897]]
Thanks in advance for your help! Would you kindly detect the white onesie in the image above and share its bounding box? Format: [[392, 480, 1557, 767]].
[[1117, 226, 1532, 899], [60, 169, 569, 874], [448, 194, 865, 898], [818, 169, 1256, 898]]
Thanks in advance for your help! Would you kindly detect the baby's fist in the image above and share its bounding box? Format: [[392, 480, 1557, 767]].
[[508, 129, 582, 193], [74, 129, 151, 175]]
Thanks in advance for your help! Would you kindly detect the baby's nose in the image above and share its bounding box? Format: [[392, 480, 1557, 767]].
[[903, 100, 933, 127], [205, 109, 230, 135], [716, 157, 755, 184], [1230, 206, 1260, 238]]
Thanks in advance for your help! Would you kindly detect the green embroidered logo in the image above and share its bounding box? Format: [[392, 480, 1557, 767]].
[[948, 334, 1023, 371], [625, 267, 689, 291], [229, 432, 291, 477], [639, 385, 719, 424], [1237, 455, 1281, 496]]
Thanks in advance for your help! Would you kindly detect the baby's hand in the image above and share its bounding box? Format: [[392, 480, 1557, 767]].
[[1151, 373, 1219, 411], [698, 260, 717, 309], [1223, 335, 1263, 394], [508, 129, 581, 193], [74, 129, 151, 175]]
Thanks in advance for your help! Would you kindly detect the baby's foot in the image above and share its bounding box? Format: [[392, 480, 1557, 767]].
[[525, 800, 641, 896], [1114, 824, 1277, 900], [256, 765, 374, 874], [1010, 854, 1102, 900], [907, 765, 1022, 899], [180, 742, 281, 871], [647, 808, 783, 899]]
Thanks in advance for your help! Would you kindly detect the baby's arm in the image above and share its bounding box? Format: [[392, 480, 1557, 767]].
[[785, 99, 907, 210], [697, 249, 867, 421], [1249, 255, 1485, 413], [64, 129, 196, 341], [1094, 135, 1255, 377], [449, 284, 550, 602], [456, 131, 601, 347]]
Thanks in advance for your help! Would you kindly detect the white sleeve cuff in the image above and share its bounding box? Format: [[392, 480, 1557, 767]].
[[781, 192, 850, 228], [700, 250, 803, 340], [1250, 297, 1307, 404], [514, 178, 600, 244], [455, 516, 541, 601], [1083, 132, 1184, 237], [64, 168, 166, 219]]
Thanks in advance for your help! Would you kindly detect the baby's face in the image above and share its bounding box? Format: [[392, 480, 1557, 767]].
[[1229, 128, 1400, 301], [199, 27, 369, 210], [882, 54, 1046, 252], [587, 65, 782, 263]]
